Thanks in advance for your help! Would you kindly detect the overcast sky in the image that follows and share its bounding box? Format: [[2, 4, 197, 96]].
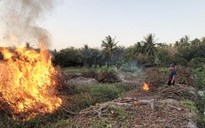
[[1, 0, 205, 50]]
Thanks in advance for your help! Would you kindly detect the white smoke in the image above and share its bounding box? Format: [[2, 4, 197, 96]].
[[0, 0, 55, 48]]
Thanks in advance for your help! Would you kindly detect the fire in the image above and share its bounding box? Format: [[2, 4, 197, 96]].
[[0, 44, 62, 120], [143, 82, 149, 91]]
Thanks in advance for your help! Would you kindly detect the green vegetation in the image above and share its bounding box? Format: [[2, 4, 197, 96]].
[[101, 35, 119, 62], [52, 35, 205, 68], [180, 100, 205, 127], [61, 66, 91, 73], [192, 67, 205, 127], [180, 100, 198, 112], [96, 64, 118, 73], [76, 83, 136, 103]]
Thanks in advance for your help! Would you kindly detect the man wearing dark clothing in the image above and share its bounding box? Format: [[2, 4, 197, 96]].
[[167, 63, 176, 86]]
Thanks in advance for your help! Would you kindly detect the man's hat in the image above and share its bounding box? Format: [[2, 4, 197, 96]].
[[170, 63, 175, 68]]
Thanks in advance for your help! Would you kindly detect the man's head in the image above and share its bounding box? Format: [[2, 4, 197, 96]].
[[170, 63, 175, 70]]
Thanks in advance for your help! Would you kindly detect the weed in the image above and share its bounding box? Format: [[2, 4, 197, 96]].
[[180, 100, 198, 112]]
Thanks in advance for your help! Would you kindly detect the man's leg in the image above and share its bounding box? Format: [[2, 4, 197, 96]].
[[167, 80, 171, 86], [171, 80, 175, 86]]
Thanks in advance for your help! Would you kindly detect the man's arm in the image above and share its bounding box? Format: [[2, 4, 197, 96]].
[[171, 75, 175, 83]]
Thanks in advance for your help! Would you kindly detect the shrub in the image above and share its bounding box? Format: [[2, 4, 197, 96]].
[[55, 47, 82, 67], [174, 56, 188, 66], [65, 93, 94, 112], [188, 58, 205, 68], [97, 64, 118, 73], [119, 62, 141, 72]]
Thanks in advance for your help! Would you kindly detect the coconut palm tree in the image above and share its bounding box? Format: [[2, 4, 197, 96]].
[[178, 35, 190, 48], [142, 33, 157, 57], [90, 48, 102, 67], [81, 44, 91, 66], [191, 38, 205, 58], [133, 42, 144, 56], [101, 35, 118, 62]]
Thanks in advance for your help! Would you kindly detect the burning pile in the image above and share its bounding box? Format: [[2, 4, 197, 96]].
[[0, 45, 62, 120], [0, 0, 63, 121], [143, 82, 149, 91]]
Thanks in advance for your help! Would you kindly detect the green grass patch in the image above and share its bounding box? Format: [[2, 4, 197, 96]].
[[179, 100, 198, 112], [61, 67, 91, 73], [159, 67, 168, 75], [179, 100, 205, 127], [49, 119, 72, 128], [65, 93, 95, 112], [76, 83, 136, 103]]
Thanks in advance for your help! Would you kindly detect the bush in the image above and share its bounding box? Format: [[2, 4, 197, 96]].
[[65, 93, 94, 112], [95, 65, 121, 83], [188, 58, 205, 69], [174, 56, 188, 66], [92, 85, 120, 102], [97, 64, 118, 73], [55, 47, 82, 67], [119, 62, 141, 72], [193, 67, 205, 89]]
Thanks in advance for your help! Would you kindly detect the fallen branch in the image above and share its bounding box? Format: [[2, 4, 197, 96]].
[[137, 99, 155, 110], [62, 108, 77, 115]]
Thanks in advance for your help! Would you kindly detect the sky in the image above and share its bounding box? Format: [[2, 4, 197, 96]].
[[1, 0, 205, 50]]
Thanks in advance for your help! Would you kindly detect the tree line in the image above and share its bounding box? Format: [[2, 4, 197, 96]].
[[0, 34, 201, 68], [52, 34, 205, 68]]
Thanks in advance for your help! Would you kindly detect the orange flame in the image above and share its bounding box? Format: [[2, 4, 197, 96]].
[[0, 44, 62, 120], [143, 82, 149, 91]]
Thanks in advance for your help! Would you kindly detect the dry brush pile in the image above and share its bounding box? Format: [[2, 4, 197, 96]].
[[175, 65, 193, 86], [95, 72, 121, 83], [145, 66, 194, 87], [158, 66, 197, 102], [144, 67, 165, 87], [158, 85, 198, 101]]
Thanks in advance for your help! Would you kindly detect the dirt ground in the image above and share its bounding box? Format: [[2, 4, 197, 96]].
[[61, 68, 198, 128]]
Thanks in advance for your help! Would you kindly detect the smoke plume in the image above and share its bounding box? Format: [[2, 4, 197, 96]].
[[0, 0, 55, 48]]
